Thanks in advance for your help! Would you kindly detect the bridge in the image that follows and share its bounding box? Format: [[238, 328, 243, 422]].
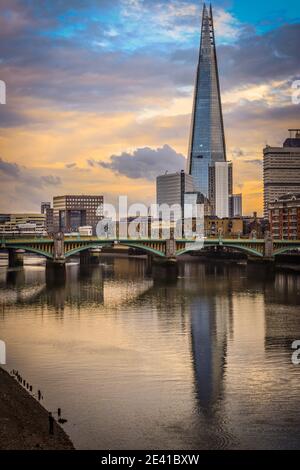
[[1, 234, 300, 268]]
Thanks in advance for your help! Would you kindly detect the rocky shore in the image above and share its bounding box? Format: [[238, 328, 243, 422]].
[[0, 367, 74, 450]]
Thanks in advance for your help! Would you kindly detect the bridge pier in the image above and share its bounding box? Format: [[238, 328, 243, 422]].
[[46, 259, 66, 284], [146, 254, 153, 272], [263, 231, 275, 262], [8, 249, 24, 267], [80, 251, 90, 265], [79, 249, 100, 265], [44, 232, 66, 282]]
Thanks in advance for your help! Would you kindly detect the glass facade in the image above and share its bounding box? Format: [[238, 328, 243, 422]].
[[187, 4, 226, 197]]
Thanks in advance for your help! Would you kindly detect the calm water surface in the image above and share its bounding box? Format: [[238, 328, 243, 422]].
[[1, 255, 300, 450]]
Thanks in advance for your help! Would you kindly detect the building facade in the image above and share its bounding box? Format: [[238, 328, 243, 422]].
[[263, 129, 300, 218], [156, 171, 195, 219], [269, 194, 300, 240], [229, 193, 243, 217], [209, 162, 232, 218], [45, 207, 54, 234], [0, 213, 46, 237], [53, 195, 104, 234], [41, 202, 51, 214], [187, 4, 226, 197], [242, 212, 269, 239], [204, 217, 243, 238]]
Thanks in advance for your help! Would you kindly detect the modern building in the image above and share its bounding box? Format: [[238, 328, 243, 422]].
[[230, 193, 243, 218], [45, 207, 54, 234], [269, 193, 300, 240], [40, 201, 54, 234], [156, 171, 195, 220], [0, 213, 46, 237], [263, 129, 300, 218], [208, 162, 232, 218], [187, 4, 227, 198], [53, 195, 104, 234], [41, 202, 51, 214], [184, 191, 212, 216]]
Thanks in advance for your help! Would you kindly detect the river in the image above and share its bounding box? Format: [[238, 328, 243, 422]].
[[1, 255, 300, 449]]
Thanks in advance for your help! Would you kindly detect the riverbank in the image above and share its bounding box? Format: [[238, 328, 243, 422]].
[[0, 367, 74, 450]]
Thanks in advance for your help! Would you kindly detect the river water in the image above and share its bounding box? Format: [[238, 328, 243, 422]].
[[1, 255, 300, 450]]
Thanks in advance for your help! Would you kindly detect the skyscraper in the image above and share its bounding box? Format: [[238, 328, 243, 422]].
[[263, 129, 300, 218], [187, 3, 227, 198], [209, 162, 232, 218], [156, 171, 195, 219]]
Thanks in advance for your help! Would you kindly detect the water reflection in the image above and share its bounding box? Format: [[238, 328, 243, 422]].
[[0, 258, 300, 449]]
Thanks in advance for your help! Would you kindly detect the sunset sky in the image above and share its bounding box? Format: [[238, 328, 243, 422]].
[[0, 0, 299, 215]]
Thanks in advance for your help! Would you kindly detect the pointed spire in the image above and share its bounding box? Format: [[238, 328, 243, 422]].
[[187, 0, 226, 195]]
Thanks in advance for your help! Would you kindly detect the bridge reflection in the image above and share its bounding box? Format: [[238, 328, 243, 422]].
[[0, 257, 154, 313]]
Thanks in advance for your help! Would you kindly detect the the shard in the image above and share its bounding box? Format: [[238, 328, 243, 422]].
[[187, 3, 226, 197]]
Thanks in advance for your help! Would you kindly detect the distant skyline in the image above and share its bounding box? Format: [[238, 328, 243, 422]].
[[0, 0, 299, 215]]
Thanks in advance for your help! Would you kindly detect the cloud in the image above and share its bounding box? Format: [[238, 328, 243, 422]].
[[0, 158, 20, 177], [96, 144, 186, 180], [219, 23, 300, 90], [213, 8, 242, 43], [0, 158, 62, 187], [231, 148, 245, 158], [40, 175, 61, 185], [244, 159, 263, 167], [65, 162, 77, 168], [0, 0, 299, 216]]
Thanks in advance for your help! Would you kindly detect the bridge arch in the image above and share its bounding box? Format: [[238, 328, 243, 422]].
[[273, 246, 300, 257], [4, 245, 53, 259], [64, 241, 166, 258], [176, 242, 264, 258], [118, 242, 166, 258], [64, 243, 111, 258]]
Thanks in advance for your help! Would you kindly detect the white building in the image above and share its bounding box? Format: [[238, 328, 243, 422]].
[[79, 226, 93, 236], [209, 162, 232, 218]]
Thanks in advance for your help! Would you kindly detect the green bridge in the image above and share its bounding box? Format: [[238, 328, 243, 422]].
[[1, 235, 300, 267]]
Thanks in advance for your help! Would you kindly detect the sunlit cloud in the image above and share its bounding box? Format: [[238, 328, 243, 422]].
[[0, 0, 299, 215]]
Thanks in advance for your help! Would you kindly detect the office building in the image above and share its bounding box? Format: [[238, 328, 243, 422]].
[[45, 207, 54, 234], [269, 193, 300, 240], [0, 213, 46, 237], [230, 194, 243, 217], [53, 195, 104, 234], [209, 162, 232, 218], [184, 192, 212, 216], [40, 201, 54, 234], [263, 129, 300, 218], [41, 202, 51, 214], [187, 4, 226, 197], [156, 171, 195, 219]]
